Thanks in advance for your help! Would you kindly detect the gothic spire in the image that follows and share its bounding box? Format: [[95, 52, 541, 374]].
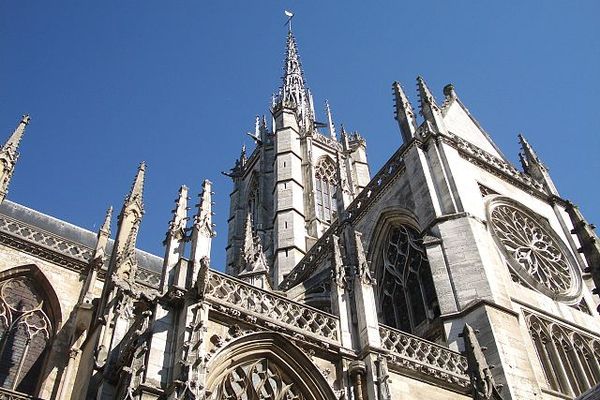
[[275, 27, 312, 128], [417, 76, 446, 134], [392, 81, 417, 142], [518, 134, 559, 195], [0, 114, 30, 202]]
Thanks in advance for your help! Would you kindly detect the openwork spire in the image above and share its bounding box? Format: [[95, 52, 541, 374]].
[[0, 114, 30, 202], [275, 28, 313, 129]]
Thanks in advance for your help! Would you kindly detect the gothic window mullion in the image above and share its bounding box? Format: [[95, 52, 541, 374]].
[[549, 336, 576, 396], [533, 333, 560, 391]]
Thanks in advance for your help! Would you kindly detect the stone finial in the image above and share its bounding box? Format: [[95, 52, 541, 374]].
[[0, 114, 31, 203], [167, 185, 189, 240], [517, 134, 559, 195], [416, 76, 447, 134], [443, 83, 457, 100], [518, 134, 541, 168], [325, 100, 336, 140], [417, 76, 439, 112], [392, 81, 418, 142], [462, 324, 503, 400], [123, 161, 146, 216], [189, 179, 216, 275]]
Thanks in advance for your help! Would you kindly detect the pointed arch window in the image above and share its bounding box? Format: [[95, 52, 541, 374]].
[[526, 312, 600, 396], [0, 273, 55, 394], [314, 157, 337, 222], [375, 224, 440, 338]]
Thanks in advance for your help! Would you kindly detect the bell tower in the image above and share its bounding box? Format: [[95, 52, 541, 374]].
[[225, 25, 371, 287]]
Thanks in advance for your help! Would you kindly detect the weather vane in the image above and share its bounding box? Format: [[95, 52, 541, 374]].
[[284, 10, 294, 31]]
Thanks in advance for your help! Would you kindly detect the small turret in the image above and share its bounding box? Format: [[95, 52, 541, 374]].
[[392, 82, 417, 142], [518, 134, 559, 195], [0, 114, 30, 203], [417, 76, 447, 134]]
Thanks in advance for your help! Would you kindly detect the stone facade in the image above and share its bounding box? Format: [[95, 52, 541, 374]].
[[0, 24, 598, 400]]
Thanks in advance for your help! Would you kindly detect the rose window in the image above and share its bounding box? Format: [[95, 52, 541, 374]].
[[488, 200, 580, 300]]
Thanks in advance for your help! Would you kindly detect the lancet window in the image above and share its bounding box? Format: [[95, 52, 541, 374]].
[[0, 275, 54, 394], [526, 312, 600, 396], [375, 224, 440, 338], [247, 177, 259, 229], [314, 157, 337, 222]]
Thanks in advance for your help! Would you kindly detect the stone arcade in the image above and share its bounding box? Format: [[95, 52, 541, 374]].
[[0, 24, 599, 400]]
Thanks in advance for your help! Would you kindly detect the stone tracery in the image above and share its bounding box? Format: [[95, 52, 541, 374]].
[[488, 199, 580, 300], [314, 157, 338, 223], [209, 358, 304, 400]]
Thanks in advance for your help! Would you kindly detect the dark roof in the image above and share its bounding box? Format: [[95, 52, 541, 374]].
[[0, 200, 163, 273]]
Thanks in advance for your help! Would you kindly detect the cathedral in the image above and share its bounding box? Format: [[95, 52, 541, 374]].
[[0, 23, 599, 400]]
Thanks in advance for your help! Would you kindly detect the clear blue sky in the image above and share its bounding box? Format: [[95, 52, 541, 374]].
[[1, 2, 599, 270]]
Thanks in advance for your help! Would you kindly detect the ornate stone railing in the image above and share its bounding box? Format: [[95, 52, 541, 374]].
[[280, 145, 407, 290], [0, 214, 94, 265], [379, 324, 470, 390], [206, 271, 340, 345], [0, 388, 38, 400]]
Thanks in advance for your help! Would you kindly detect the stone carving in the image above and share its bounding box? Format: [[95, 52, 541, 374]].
[[379, 324, 470, 389], [208, 358, 304, 400], [205, 271, 339, 343], [488, 199, 580, 300]]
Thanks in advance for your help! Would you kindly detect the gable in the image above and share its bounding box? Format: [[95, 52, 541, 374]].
[[443, 100, 506, 160]]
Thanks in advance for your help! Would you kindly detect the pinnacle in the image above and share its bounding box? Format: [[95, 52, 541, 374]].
[[168, 185, 189, 236], [4, 114, 31, 152], [100, 206, 113, 236], [416, 76, 438, 110], [124, 161, 146, 213]]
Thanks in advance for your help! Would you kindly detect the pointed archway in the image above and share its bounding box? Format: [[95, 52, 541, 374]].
[[206, 332, 337, 400]]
